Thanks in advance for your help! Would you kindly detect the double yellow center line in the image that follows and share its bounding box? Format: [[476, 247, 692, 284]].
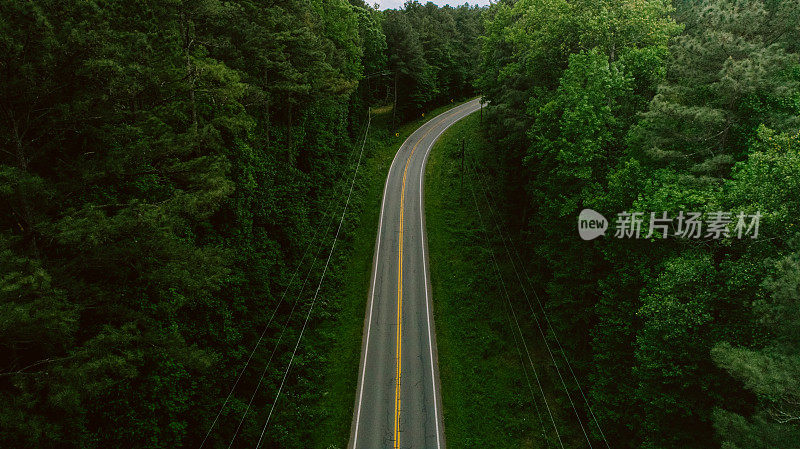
[[393, 108, 461, 449]]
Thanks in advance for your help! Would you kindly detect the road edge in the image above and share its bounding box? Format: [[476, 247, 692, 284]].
[[348, 99, 481, 449]]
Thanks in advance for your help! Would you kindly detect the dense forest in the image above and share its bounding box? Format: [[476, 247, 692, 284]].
[[0, 0, 481, 447], [3, 0, 799, 448], [480, 0, 800, 448]]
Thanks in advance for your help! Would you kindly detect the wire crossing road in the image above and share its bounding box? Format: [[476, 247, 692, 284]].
[[350, 99, 481, 449]]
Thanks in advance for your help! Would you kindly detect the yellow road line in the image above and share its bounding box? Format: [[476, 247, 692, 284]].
[[393, 107, 462, 449], [395, 163, 404, 449]]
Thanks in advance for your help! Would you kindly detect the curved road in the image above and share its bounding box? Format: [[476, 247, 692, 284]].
[[349, 99, 481, 449]]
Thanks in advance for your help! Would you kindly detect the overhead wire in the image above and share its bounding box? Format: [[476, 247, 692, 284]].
[[252, 108, 372, 448], [225, 213, 337, 447], [199, 108, 371, 448], [223, 108, 374, 449], [468, 180, 566, 449], [468, 162, 593, 448], [469, 162, 611, 449], [198, 189, 331, 449], [500, 268, 553, 449]]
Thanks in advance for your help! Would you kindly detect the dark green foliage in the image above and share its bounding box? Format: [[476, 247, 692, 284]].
[[709, 129, 800, 449], [382, 1, 482, 122], [0, 0, 484, 447], [480, 0, 800, 448], [425, 113, 549, 448], [629, 0, 800, 180]]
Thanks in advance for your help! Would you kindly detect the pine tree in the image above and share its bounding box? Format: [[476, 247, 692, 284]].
[[629, 0, 800, 181]]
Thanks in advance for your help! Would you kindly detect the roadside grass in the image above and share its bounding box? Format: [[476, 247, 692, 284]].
[[312, 99, 478, 449], [425, 112, 579, 448]]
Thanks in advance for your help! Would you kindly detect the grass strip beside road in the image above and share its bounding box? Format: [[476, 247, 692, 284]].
[[312, 99, 477, 449], [424, 112, 548, 449]]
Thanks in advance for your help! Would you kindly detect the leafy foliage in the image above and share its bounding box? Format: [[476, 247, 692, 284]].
[[0, 0, 482, 448], [480, 0, 800, 448]]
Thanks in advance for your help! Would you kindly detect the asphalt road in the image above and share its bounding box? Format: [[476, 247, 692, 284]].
[[349, 99, 482, 449]]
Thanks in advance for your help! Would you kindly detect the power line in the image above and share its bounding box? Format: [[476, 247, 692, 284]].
[[224, 108, 374, 449], [468, 181, 566, 449], [468, 163, 593, 448], [199, 108, 370, 449], [198, 214, 321, 449], [500, 267, 552, 449], [253, 108, 371, 448], [469, 162, 611, 449], [225, 221, 335, 448]]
